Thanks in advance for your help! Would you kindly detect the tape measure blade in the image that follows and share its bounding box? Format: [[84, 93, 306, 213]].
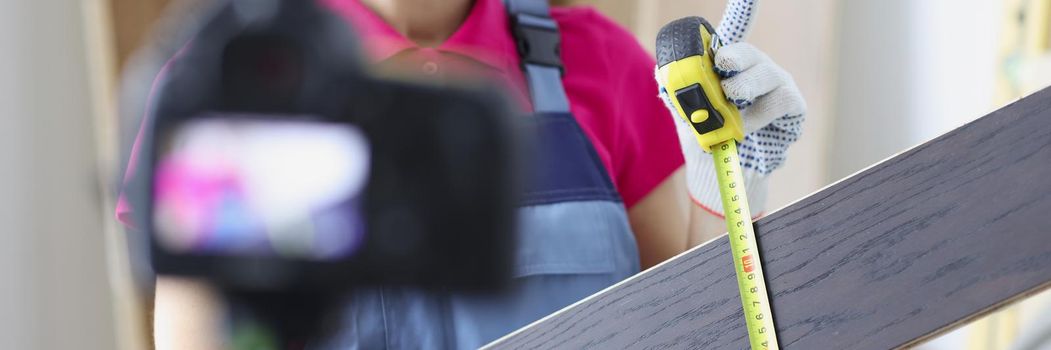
[[711, 140, 779, 350]]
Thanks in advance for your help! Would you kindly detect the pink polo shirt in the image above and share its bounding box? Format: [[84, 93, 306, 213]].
[[116, 0, 683, 226]]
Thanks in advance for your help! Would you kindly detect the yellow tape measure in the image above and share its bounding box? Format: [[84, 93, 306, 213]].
[[655, 16, 779, 350]]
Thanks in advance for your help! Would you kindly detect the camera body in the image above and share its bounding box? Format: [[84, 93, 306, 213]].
[[132, 0, 520, 292]]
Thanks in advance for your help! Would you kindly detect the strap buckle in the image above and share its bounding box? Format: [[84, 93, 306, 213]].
[[511, 15, 564, 74]]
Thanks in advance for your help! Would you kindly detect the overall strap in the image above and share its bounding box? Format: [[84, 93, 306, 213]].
[[505, 0, 570, 113]]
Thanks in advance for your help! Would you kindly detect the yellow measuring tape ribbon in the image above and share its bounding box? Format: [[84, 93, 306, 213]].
[[712, 139, 778, 350]]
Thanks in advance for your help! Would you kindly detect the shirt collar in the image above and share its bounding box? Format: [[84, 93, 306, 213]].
[[320, 0, 518, 74]]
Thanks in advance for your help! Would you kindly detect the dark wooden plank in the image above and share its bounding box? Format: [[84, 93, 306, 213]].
[[485, 87, 1051, 349]]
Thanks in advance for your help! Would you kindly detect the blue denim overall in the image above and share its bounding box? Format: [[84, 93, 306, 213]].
[[314, 1, 640, 348]]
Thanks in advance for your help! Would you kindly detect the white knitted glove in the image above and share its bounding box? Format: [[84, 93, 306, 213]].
[[658, 40, 806, 216]]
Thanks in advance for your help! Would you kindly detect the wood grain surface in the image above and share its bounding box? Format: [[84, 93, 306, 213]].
[[486, 87, 1051, 349]]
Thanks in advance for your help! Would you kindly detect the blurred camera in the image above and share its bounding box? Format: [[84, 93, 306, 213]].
[[131, 0, 520, 292]]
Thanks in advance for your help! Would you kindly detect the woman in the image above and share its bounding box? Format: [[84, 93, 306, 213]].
[[128, 0, 806, 348]]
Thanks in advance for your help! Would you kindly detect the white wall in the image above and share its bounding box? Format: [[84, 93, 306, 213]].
[[830, 0, 920, 178], [911, 1, 1001, 141], [831, 0, 1001, 179], [0, 0, 117, 349]]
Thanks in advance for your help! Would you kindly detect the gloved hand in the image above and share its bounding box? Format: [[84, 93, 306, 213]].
[[657, 42, 806, 216]]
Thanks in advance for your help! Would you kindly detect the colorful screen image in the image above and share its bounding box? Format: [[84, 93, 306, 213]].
[[152, 116, 370, 261]]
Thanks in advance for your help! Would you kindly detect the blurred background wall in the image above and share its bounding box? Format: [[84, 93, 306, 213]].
[[1, 0, 1049, 349], [0, 0, 118, 349]]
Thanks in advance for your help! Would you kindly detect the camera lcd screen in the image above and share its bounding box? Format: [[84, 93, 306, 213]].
[[152, 116, 370, 261]]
